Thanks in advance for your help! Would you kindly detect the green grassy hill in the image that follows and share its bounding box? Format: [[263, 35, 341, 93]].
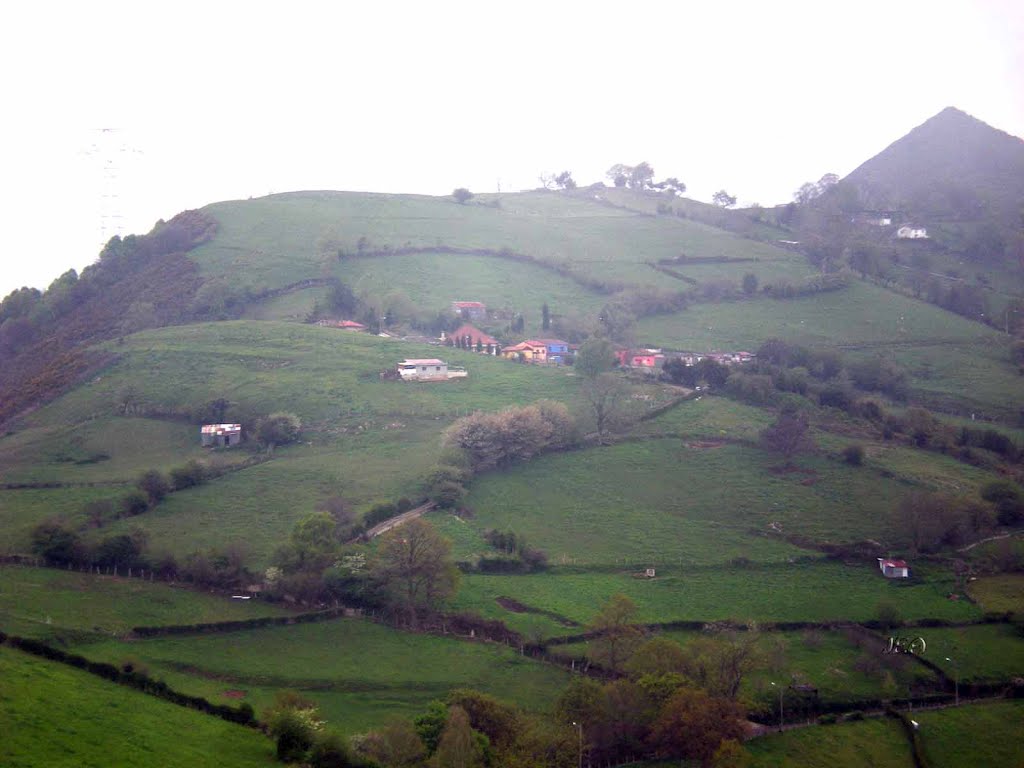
[[195, 190, 809, 302], [75, 618, 570, 734], [2, 185, 1023, 766], [0, 645, 275, 768]]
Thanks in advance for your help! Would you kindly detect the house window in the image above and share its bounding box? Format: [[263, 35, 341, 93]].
[[436, 366, 441, 371]]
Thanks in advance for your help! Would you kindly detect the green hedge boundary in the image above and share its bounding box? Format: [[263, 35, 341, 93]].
[[0, 630, 259, 729]]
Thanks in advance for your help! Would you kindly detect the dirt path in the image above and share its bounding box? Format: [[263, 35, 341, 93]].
[[958, 532, 1014, 552], [361, 501, 436, 540]]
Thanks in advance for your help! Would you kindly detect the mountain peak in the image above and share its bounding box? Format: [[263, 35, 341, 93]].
[[843, 108, 1024, 223]]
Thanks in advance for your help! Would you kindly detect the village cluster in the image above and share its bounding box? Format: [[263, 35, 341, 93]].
[[321, 299, 755, 382]]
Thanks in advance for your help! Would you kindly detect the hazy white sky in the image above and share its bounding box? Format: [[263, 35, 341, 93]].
[[1, 0, 1022, 296]]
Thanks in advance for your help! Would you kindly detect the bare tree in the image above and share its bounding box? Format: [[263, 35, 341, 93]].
[[581, 373, 629, 444], [370, 518, 459, 628]]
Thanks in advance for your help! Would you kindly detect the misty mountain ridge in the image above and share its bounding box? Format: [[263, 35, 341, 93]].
[[843, 106, 1024, 226]]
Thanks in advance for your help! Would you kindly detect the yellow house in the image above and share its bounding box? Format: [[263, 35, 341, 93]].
[[501, 340, 548, 362]]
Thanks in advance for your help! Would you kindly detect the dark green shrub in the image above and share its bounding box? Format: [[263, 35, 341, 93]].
[[137, 469, 169, 504], [120, 491, 149, 517], [170, 459, 207, 490], [843, 444, 866, 466]]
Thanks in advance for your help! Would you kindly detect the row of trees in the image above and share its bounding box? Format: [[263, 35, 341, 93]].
[[605, 163, 686, 197], [893, 481, 1024, 554]]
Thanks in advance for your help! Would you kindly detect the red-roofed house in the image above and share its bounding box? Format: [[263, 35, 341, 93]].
[[878, 558, 910, 578], [201, 424, 242, 447], [451, 301, 487, 320], [502, 340, 548, 362], [447, 323, 499, 353], [616, 348, 666, 369]]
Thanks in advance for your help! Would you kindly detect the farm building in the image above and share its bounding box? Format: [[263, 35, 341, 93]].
[[617, 348, 666, 369], [201, 423, 242, 447], [878, 558, 910, 578], [502, 340, 548, 363], [534, 338, 571, 364], [397, 359, 467, 381], [670, 350, 755, 366], [451, 301, 487, 320], [446, 323, 499, 353], [896, 225, 928, 239]]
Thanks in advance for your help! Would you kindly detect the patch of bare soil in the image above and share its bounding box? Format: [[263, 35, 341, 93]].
[[685, 439, 726, 450], [496, 596, 529, 613], [223, 689, 247, 699], [495, 596, 579, 627]]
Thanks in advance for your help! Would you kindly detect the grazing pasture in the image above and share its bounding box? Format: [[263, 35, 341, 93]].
[[76, 617, 570, 733], [0, 645, 275, 768], [0, 566, 289, 640], [745, 717, 914, 767], [453, 561, 980, 636], [449, 438, 911, 569], [915, 700, 1024, 768]]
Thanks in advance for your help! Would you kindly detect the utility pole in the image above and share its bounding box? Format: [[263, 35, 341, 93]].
[[572, 721, 583, 768], [946, 657, 959, 706], [771, 682, 784, 731]]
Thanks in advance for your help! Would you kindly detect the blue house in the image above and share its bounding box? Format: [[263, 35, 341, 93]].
[[535, 338, 570, 364]]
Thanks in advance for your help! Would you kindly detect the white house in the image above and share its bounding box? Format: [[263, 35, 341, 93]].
[[398, 359, 449, 381], [897, 225, 928, 240], [878, 558, 910, 578], [201, 423, 242, 447]]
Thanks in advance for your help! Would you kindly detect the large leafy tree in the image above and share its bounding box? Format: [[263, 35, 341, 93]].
[[574, 337, 617, 378], [649, 688, 746, 765], [371, 518, 459, 628], [587, 594, 643, 674], [760, 409, 814, 466], [256, 412, 301, 452]]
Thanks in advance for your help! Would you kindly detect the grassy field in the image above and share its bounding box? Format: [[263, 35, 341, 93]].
[[0, 321, 597, 559], [0, 645, 275, 768], [634, 394, 774, 441], [0, 566, 289, 640], [452, 562, 980, 637], [56, 321, 584, 428], [634, 280, 1018, 419], [335, 251, 607, 337], [95, 428, 442, 567], [442, 437, 913, 570], [746, 717, 914, 767], [75, 618, 570, 733], [914, 623, 1024, 682], [0, 486, 127, 556], [966, 573, 1024, 613], [193, 190, 805, 298], [0, 418, 212, 486], [915, 699, 1024, 768]]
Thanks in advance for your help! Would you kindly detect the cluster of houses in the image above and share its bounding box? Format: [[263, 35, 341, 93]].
[[321, 297, 759, 382]]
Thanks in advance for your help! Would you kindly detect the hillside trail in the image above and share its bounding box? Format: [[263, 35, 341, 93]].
[[355, 501, 436, 542], [958, 532, 1013, 552]]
